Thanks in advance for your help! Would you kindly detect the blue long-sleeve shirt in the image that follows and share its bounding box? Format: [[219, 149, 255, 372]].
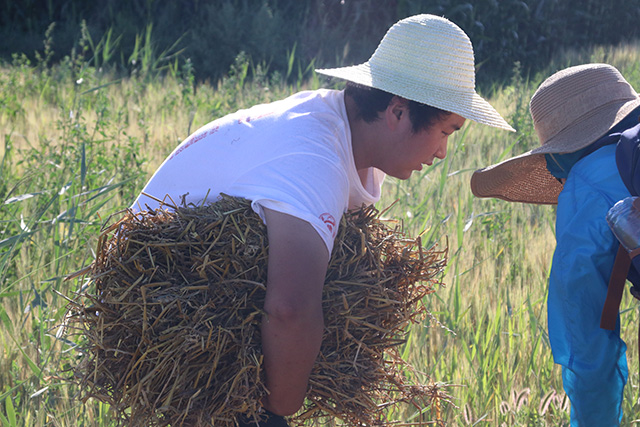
[[548, 144, 630, 426]]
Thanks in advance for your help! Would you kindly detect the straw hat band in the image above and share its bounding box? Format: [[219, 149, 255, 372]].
[[534, 81, 638, 145]]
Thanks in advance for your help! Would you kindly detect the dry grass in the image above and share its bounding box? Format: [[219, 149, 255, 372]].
[[66, 195, 449, 426]]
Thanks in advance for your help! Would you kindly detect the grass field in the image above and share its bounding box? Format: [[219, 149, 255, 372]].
[[2, 41, 640, 426]]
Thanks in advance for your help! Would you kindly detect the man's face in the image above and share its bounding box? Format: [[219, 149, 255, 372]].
[[382, 112, 466, 180]]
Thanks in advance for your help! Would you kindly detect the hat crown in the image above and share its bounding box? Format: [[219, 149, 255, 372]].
[[369, 14, 476, 91], [530, 63, 639, 150]]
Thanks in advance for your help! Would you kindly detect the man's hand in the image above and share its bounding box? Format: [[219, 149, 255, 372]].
[[261, 208, 330, 416]]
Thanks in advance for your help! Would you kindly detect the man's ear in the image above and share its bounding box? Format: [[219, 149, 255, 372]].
[[386, 96, 409, 130]]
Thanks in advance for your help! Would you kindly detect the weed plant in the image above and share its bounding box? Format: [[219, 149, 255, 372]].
[[1, 32, 640, 426]]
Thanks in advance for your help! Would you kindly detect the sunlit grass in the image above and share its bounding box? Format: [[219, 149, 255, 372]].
[[2, 41, 640, 426]]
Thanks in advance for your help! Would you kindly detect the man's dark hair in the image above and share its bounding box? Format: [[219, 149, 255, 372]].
[[344, 81, 450, 133]]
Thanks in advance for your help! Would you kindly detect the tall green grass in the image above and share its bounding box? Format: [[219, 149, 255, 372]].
[[2, 39, 640, 426]]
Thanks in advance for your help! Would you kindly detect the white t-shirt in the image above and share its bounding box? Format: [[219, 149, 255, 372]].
[[131, 89, 385, 252]]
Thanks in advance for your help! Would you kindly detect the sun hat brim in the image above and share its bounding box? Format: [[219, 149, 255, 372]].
[[470, 152, 562, 205], [316, 63, 515, 131], [471, 96, 640, 204]]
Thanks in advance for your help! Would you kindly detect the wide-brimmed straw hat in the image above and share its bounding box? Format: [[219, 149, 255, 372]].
[[315, 14, 514, 131], [471, 63, 640, 204]]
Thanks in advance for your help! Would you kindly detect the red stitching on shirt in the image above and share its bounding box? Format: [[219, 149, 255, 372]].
[[319, 213, 337, 237]]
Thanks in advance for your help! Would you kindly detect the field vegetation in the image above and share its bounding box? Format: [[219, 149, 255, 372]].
[[3, 0, 640, 87], [2, 24, 640, 426]]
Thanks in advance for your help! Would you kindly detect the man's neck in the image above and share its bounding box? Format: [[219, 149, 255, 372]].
[[344, 93, 376, 172]]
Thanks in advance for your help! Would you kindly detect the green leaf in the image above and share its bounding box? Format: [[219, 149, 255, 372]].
[[5, 396, 16, 427], [0, 306, 13, 335], [0, 231, 37, 250], [16, 341, 42, 378]]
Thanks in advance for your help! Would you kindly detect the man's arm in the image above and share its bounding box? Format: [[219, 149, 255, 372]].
[[260, 208, 330, 416]]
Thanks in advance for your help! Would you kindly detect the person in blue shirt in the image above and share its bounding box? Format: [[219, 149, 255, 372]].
[[470, 63, 640, 426]]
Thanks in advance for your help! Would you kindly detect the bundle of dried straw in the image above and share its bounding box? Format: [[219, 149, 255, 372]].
[[66, 196, 448, 426]]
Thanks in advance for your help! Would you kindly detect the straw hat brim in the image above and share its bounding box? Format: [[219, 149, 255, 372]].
[[471, 96, 640, 204], [316, 63, 515, 132], [470, 152, 562, 205]]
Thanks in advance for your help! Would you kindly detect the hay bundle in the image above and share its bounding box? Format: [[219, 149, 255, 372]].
[[67, 195, 448, 426]]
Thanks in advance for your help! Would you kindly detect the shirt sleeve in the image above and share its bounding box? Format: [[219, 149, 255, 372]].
[[228, 153, 349, 254]]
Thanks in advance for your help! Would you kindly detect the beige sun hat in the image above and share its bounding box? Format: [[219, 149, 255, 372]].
[[315, 14, 514, 132], [470, 63, 640, 204]]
